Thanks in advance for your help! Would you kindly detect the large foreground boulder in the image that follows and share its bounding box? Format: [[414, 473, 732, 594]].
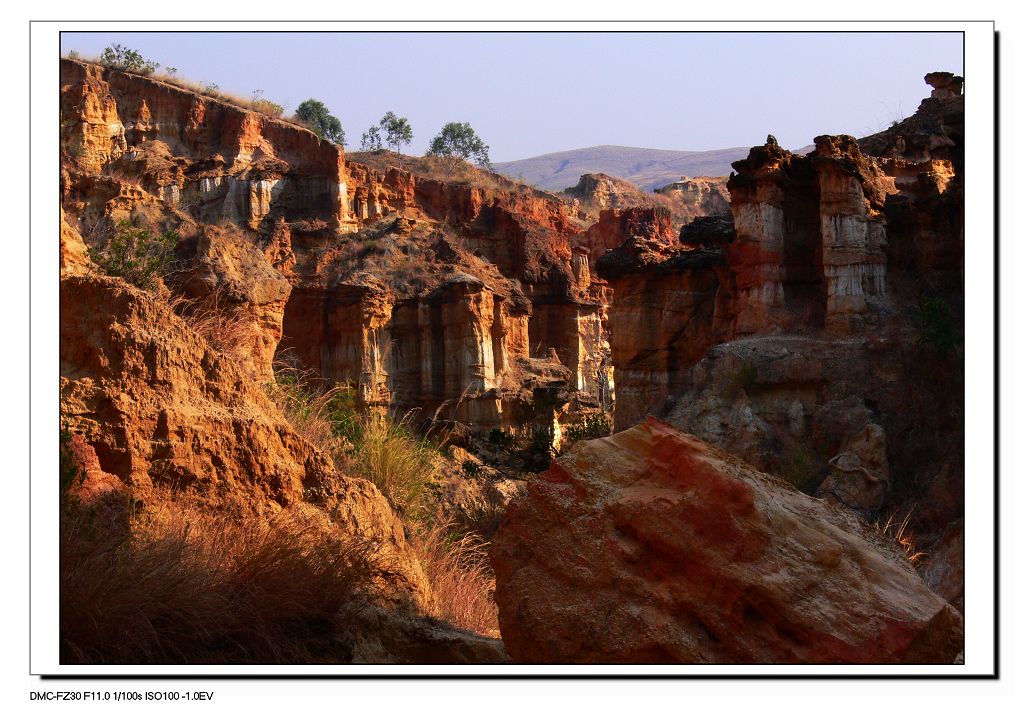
[[490, 418, 963, 663]]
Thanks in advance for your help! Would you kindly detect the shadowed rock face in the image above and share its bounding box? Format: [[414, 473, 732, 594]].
[[59, 274, 432, 608], [491, 418, 963, 664], [580, 206, 675, 261]]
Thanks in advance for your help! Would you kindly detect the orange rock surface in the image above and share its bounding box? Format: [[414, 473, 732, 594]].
[[60, 274, 430, 608], [491, 418, 963, 664]]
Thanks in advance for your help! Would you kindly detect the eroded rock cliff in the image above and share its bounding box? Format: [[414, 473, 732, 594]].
[[60, 58, 613, 440], [60, 274, 430, 607], [594, 73, 965, 583]]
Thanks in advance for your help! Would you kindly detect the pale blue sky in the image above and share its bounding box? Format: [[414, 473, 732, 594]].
[[60, 32, 963, 162]]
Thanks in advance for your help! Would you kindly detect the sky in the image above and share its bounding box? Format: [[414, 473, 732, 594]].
[[60, 32, 964, 162]]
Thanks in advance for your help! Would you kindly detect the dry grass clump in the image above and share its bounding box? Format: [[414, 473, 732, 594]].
[[265, 364, 438, 521], [874, 509, 927, 566], [414, 519, 499, 637], [352, 413, 438, 520], [169, 291, 261, 364], [60, 497, 376, 664], [265, 362, 356, 472]]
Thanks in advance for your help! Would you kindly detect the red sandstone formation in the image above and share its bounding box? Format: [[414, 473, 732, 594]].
[[61, 59, 354, 232], [59, 58, 966, 664], [60, 274, 430, 606], [654, 175, 731, 224], [597, 82, 963, 441], [491, 418, 964, 664], [579, 205, 675, 260], [594, 74, 965, 592], [59, 57, 611, 437]]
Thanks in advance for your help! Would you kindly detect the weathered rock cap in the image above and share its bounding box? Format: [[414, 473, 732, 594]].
[[491, 417, 964, 664], [924, 71, 964, 99]]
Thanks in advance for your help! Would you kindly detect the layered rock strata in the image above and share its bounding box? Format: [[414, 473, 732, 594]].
[[60, 59, 354, 232], [593, 74, 965, 578], [60, 59, 613, 437]]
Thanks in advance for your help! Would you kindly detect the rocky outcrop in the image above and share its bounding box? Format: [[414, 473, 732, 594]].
[[60, 58, 353, 231], [59, 274, 430, 608], [860, 72, 964, 289], [275, 162, 611, 431], [580, 206, 675, 260], [563, 172, 655, 213], [654, 175, 731, 224], [60, 60, 612, 441], [591, 78, 964, 615], [491, 418, 964, 664], [60, 210, 91, 276], [597, 234, 726, 430], [345, 159, 577, 283], [598, 77, 962, 439], [598, 132, 898, 431], [726, 133, 895, 334], [174, 225, 292, 382]]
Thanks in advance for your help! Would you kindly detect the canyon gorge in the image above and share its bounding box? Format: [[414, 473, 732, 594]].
[[58, 57, 966, 664]]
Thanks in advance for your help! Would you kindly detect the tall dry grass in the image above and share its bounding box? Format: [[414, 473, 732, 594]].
[[266, 366, 500, 636], [413, 519, 499, 637], [353, 413, 437, 520], [60, 498, 376, 664], [169, 291, 261, 365], [264, 362, 356, 472]]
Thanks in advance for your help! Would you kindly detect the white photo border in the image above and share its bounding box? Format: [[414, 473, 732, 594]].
[[29, 19, 997, 678]]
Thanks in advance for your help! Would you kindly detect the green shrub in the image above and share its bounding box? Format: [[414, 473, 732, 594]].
[[360, 124, 383, 153], [380, 111, 413, 155], [294, 99, 345, 145], [564, 413, 611, 442], [88, 220, 179, 291], [352, 414, 437, 519], [461, 459, 481, 477], [427, 122, 491, 173], [99, 44, 160, 76]]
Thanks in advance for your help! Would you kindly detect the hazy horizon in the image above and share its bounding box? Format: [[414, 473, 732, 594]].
[[60, 32, 963, 162]]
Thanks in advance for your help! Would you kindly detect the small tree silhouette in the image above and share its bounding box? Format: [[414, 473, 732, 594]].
[[426, 122, 491, 175], [380, 111, 413, 155]]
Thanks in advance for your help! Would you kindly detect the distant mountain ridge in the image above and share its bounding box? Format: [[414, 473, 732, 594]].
[[493, 144, 753, 192]]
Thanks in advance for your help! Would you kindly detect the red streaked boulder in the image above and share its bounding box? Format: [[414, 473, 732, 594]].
[[491, 417, 963, 664]]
